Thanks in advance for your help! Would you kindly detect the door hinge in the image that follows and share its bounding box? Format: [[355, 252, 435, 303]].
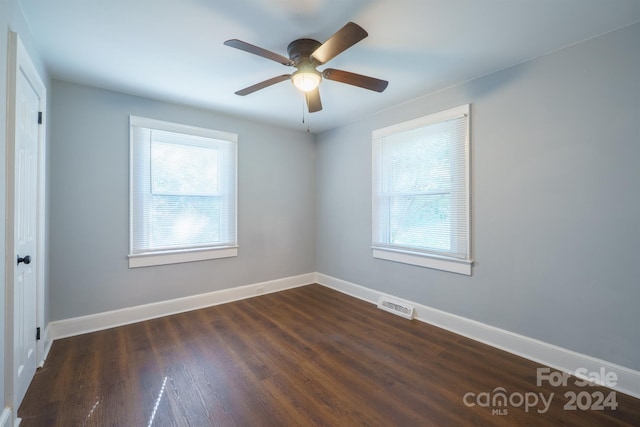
[[36, 327, 41, 340], [38, 111, 43, 124]]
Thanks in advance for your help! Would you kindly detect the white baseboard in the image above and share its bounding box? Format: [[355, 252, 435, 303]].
[[316, 273, 640, 399], [0, 408, 11, 427], [49, 273, 315, 340]]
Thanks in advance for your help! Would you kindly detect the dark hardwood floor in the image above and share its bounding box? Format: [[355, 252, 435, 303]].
[[19, 284, 640, 426]]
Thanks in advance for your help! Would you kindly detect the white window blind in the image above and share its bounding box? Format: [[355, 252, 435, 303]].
[[372, 105, 472, 275], [129, 116, 237, 267]]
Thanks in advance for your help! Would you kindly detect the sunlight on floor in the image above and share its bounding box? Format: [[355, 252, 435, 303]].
[[83, 398, 100, 426], [148, 376, 168, 427]]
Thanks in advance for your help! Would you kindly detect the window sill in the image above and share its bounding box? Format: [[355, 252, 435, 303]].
[[372, 247, 472, 276], [129, 246, 238, 268]]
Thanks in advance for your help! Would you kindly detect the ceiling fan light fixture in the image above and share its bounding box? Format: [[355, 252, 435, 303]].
[[292, 71, 321, 92]]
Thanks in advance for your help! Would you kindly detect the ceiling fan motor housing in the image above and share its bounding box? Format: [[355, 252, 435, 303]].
[[287, 39, 322, 65], [288, 39, 323, 92]]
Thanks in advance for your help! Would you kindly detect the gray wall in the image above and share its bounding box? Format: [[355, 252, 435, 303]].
[[1, 0, 51, 414], [316, 23, 640, 371], [49, 81, 316, 320]]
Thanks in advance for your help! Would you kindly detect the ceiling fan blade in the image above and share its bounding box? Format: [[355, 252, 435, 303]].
[[235, 74, 291, 96], [311, 22, 368, 65], [322, 68, 389, 92], [224, 39, 294, 66], [305, 88, 322, 113]]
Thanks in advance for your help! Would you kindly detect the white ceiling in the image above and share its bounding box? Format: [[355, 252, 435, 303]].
[[19, 0, 640, 133]]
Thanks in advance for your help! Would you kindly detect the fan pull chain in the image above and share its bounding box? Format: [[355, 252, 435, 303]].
[[301, 95, 310, 132], [302, 95, 306, 124]]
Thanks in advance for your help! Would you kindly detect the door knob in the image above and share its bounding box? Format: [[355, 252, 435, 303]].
[[17, 255, 31, 265]]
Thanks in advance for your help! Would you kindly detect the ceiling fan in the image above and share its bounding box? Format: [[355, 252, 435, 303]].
[[224, 22, 388, 113]]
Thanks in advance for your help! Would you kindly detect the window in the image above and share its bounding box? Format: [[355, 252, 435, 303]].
[[372, 105, 472, 275], [129, 116, 237, 268]]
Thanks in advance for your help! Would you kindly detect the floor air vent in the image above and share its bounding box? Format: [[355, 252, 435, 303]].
[[377, 296, 415, 320]]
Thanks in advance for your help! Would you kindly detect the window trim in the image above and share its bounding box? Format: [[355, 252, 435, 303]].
[[129, 247, 238, 268], [371, 105, 472, 275], [371, 248, 472, 276], [128, 116, 238, 268]]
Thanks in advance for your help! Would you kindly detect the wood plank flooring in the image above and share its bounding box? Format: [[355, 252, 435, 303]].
[[19, 284, 640, 426]]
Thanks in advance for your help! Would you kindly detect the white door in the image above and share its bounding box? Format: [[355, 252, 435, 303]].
[[6, 32, 46, 415]]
